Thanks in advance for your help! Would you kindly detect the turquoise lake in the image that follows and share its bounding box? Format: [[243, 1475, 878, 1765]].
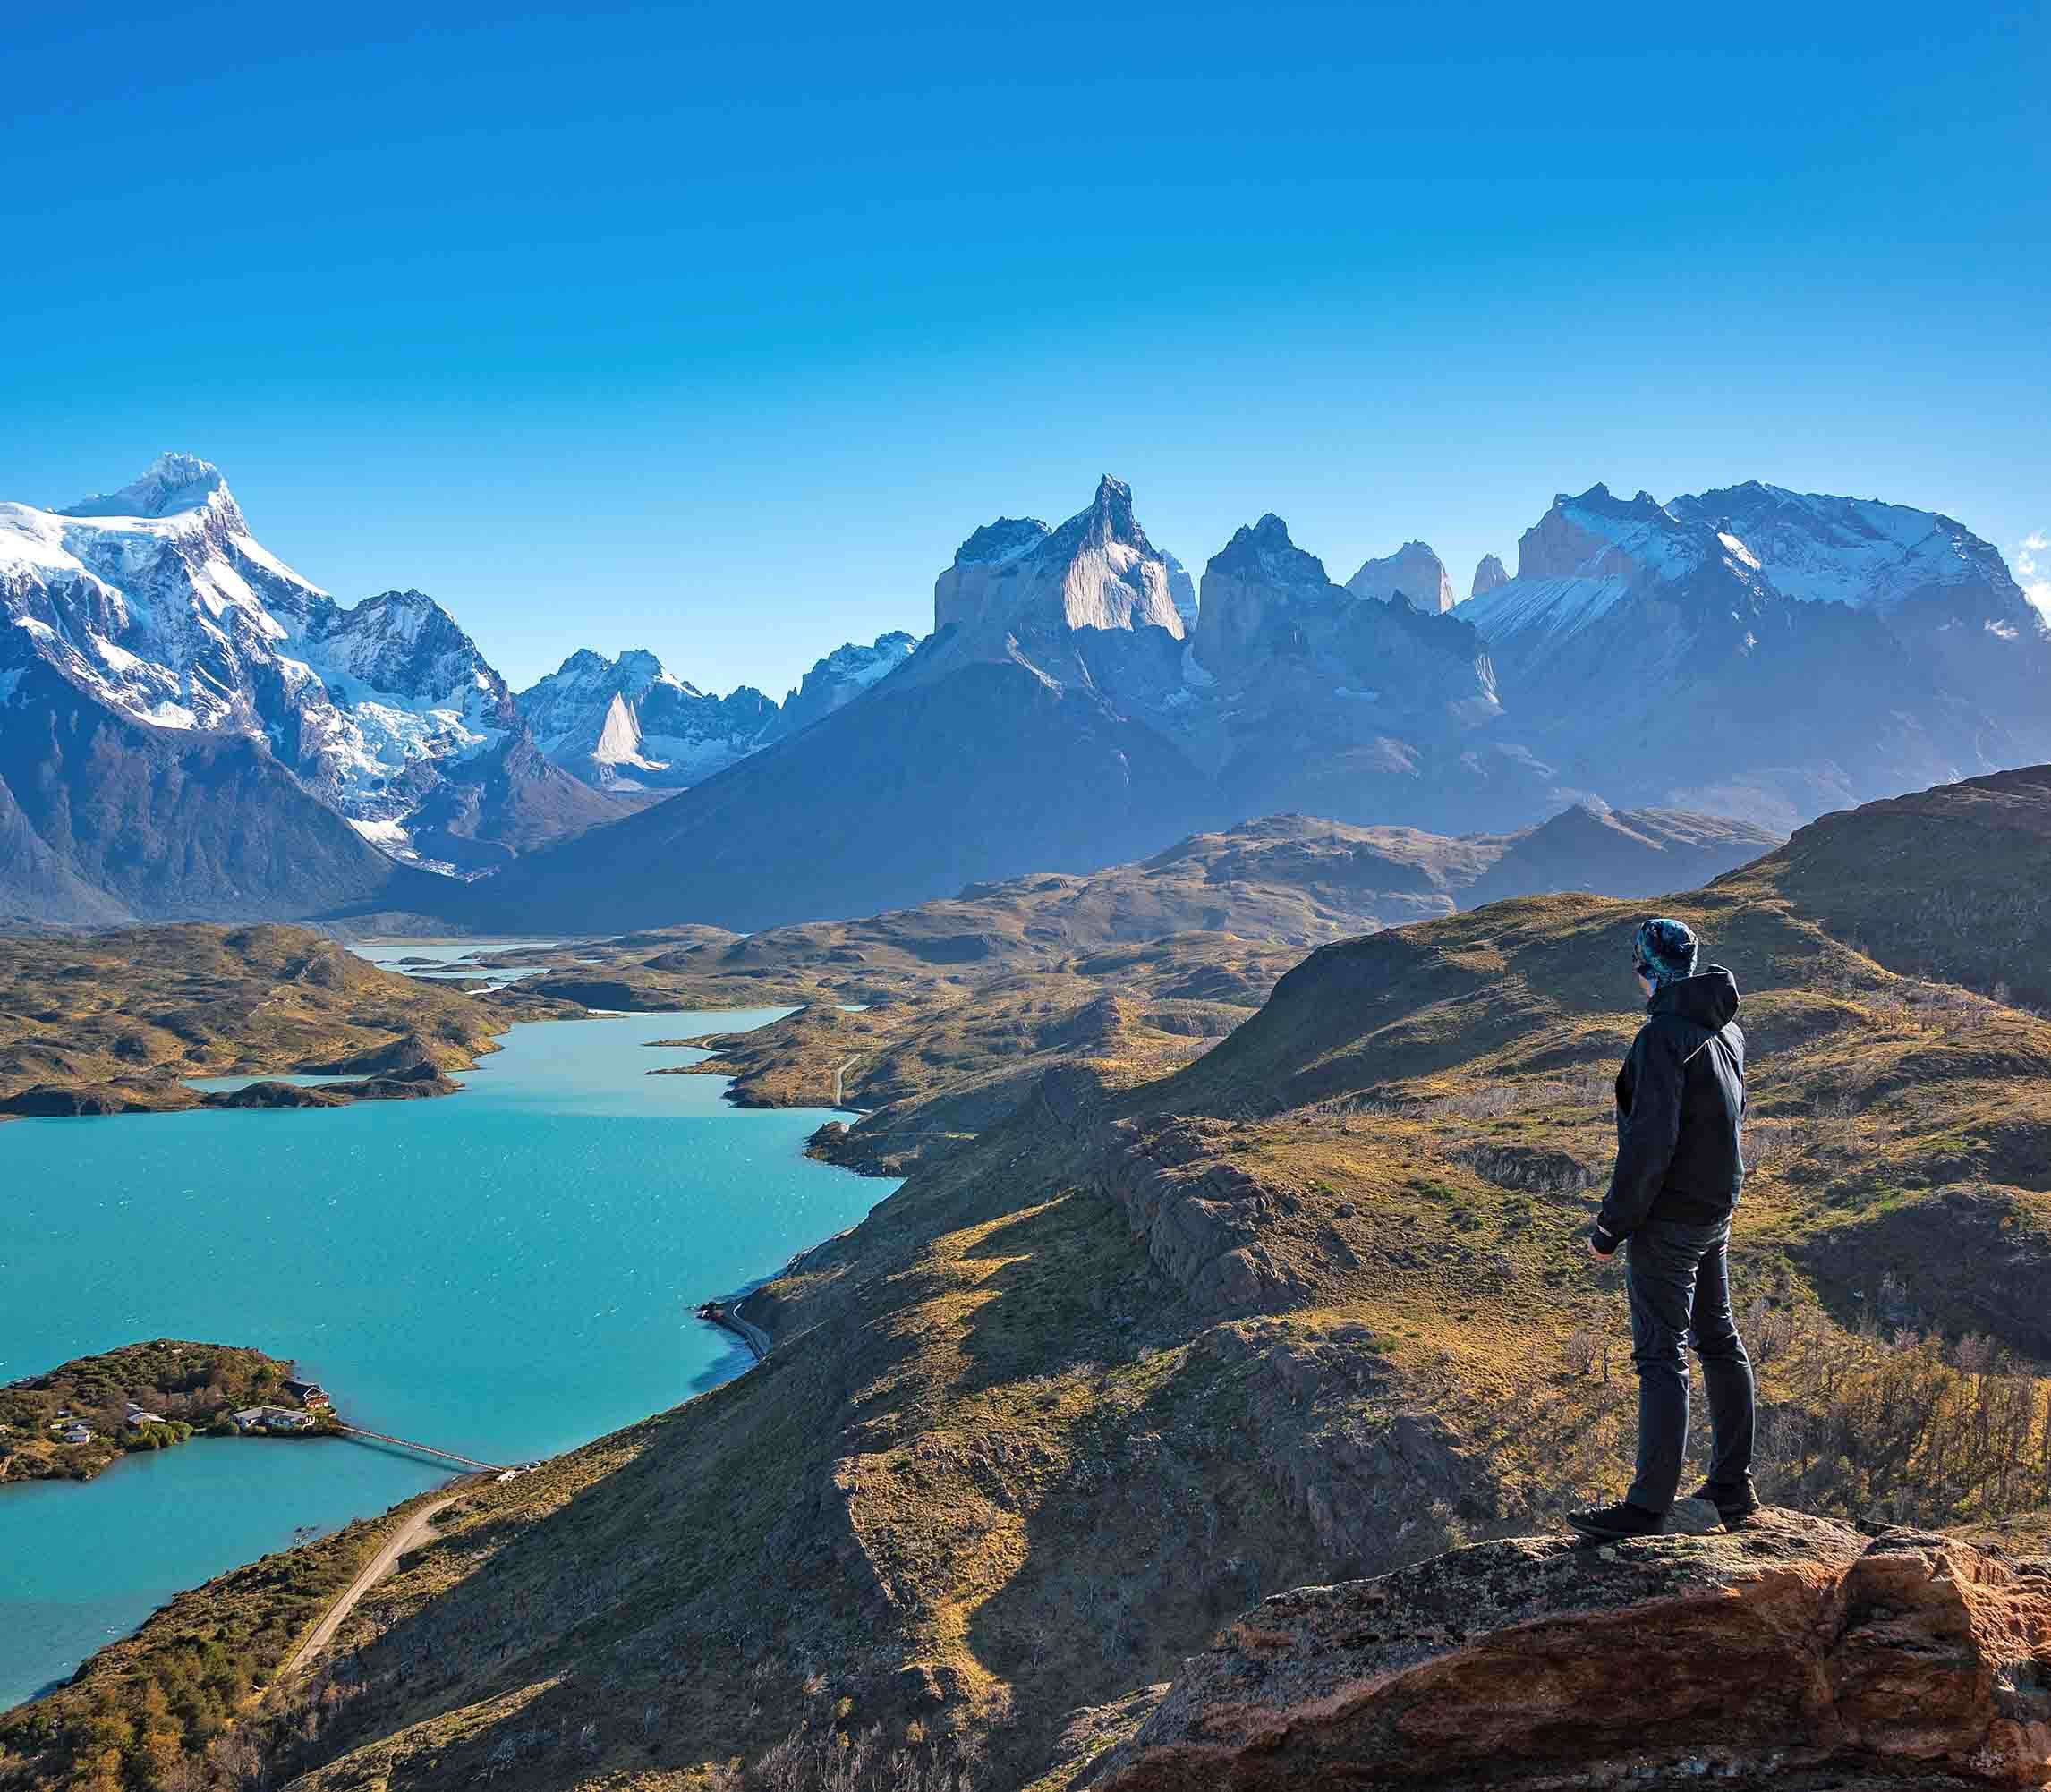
[[0, 1006, 890, 1711]]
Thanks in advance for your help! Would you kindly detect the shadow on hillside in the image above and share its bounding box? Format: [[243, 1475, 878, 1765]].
[[1791, 1185, 2051, 1356]]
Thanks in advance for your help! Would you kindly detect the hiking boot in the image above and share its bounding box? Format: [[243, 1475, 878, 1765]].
[[1566, 1500, 1664, 1541], [1689, 1478, 1762, 1527]]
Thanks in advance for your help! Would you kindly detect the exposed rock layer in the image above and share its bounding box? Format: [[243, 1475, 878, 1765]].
[[1098, 1512, 2051, 1790]]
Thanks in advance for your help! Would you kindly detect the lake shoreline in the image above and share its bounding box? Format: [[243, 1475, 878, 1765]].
[[0, 999, 896, 1711]]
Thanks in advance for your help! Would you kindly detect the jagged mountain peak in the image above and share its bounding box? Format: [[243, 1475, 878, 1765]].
[[59, 452, 233, 521], [1039, 472, 1156, 562], [1209, 513, 1331, 586], [933, 476, 1183, 644], [1471, 553, 1509, 598], [1346, 539, 1454, 612], [1162, 549, 1198, 627], [1553, 482, 1672, 524], [1085, 471, 1141, 539], [952, 515, 1050, 567]]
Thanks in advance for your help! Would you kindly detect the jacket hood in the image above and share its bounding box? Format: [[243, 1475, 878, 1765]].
[[1648, 964, 1740, 1030]]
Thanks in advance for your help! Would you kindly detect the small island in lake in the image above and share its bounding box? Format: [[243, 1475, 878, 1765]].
[[0, 1339, 338, 1484]]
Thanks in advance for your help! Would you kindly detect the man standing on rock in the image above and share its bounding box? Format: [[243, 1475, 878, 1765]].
[[1569, 917, 1758, 1541]]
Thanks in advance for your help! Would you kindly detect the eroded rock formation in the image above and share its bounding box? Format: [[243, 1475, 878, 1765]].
[[1095, 1511, 2051, 1790]]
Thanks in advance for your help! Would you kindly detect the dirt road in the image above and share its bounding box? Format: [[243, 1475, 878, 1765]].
[[282, 1493, 459, 1678], [832, 1054, 862, 1107]]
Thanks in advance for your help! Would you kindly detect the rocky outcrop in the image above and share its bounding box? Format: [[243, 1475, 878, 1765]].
[[1195, 514, 1347, 669], [1095, 1512, 2051, 1791], [932, 476, 1185, 650], [1090, 1117, 1309, 1313], [1346, 540, 1455, 612], [1470, 552, 1509, 599]]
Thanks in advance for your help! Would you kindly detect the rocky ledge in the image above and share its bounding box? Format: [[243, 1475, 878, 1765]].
[[1092, 1510, 2051, 1790]]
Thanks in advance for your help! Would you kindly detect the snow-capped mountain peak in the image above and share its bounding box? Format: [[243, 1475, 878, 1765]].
[[1667, 481, 2031, 617], [59, 452, 234, 521], [2, 458, 525, 866], [1460, 484, 1769, 657]]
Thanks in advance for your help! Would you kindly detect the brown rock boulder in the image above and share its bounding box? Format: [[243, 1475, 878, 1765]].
[[1094, 1511, 2051, 1790]]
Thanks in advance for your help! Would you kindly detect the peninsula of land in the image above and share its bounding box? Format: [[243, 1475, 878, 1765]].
[[0, 1341, 337, 1484]]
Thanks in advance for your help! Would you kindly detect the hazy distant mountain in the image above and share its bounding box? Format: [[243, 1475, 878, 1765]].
[[515, 649, 779, 790], [515, 632, 919, 790], [449, 478, 1216, 933], [767, 631, 921, 739], [1464, 482, 2051, 828], [1178, 514, 1548, 829], [9, 455, 2045, 933], [437, 467, 2047, 935], [1459, 803, 1783, 907], [1345, 539, 1455, 612], [1470, 553, 1509, 599]]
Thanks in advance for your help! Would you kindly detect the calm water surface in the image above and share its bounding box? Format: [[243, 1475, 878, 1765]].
[[0, 1006, 890, 1709]]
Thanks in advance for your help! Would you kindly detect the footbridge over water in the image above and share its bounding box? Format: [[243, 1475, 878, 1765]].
[[333, 1423, 511, 1474]]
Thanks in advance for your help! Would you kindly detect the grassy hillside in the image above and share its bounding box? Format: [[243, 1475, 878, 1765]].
[[455, 811, 1778, 1173], [9, 775, 2034, 1792], [0, 925, 536, 1117], [0, 1492, 450, 1792]]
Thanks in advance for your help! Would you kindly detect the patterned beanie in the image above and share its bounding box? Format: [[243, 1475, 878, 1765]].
[[1633, 917, 1698, 988]]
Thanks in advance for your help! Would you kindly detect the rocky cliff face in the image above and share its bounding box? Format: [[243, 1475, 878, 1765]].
[[1095, 1512, 2051, 1791], [1471, 551, 1509, 598], [1347, 539, 1455, 612], [932, 475, 1185, 652], [1194, 514, 1344, 669], [1174, 514, 1541, 832]]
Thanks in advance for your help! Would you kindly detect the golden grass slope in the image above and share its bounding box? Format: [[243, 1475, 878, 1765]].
[[0, 925, 525, 1117]]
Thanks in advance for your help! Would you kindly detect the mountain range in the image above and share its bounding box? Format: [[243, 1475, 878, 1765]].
[[0, 458, 916, 923], [4, 456, 2045, 932]]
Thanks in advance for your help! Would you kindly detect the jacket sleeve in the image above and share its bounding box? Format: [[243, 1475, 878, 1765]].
[[1594, 1023, 1686, 1249]]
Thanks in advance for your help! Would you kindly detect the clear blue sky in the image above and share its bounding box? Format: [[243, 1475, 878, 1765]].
[[4, 1, 2046, 693]]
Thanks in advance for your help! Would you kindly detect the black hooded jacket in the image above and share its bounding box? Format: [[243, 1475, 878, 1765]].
[[1591, 965, 1745, 1252]]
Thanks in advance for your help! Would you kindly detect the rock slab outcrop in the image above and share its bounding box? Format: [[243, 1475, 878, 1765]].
[[1095, 1511, 2051, 1789]]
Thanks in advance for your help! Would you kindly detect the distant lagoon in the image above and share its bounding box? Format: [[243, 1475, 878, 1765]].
[[0, 998, 890, 1710]]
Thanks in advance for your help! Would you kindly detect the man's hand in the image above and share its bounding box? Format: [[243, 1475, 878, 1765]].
[[1587, 1236, 1615, 1263]]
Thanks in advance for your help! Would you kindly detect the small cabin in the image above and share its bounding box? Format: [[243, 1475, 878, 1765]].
[[234, 1405, 315, 1432], [282, 1380, 331, 1410], [55, 1422, 92, 1445]]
